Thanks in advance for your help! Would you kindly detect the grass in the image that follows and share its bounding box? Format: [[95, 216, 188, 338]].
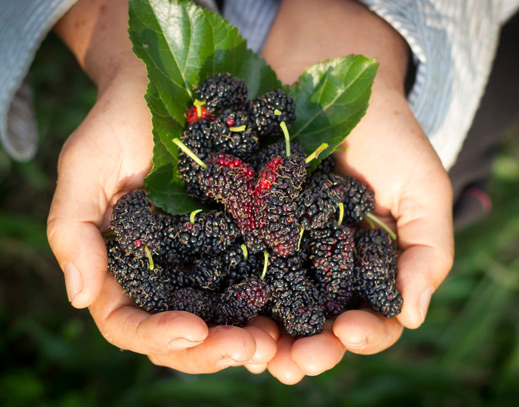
[[0, 33, 518, 407]]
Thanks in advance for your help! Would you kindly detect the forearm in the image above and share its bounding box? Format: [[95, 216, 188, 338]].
[[53, 0, 142, 93], [262, 0, 409, 93]]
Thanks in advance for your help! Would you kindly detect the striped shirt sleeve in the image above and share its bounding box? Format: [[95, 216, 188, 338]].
[[0, 0, 78, 161]]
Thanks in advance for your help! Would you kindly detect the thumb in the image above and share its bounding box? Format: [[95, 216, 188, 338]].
[[47, 151, 110, 309]]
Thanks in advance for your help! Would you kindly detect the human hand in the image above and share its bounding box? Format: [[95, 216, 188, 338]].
[[47, 0, 278, 374], [260, 0, 454, 384]]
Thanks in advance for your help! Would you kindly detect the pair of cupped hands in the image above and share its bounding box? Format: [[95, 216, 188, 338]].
[[47, 0, 453, 385]]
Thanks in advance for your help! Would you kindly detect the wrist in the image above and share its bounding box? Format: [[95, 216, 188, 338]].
[[54, 0, 140, 93], [263, 0, 409, 93]]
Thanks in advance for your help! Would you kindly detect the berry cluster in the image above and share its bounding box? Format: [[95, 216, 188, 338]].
[[106, 73, 402, 337]]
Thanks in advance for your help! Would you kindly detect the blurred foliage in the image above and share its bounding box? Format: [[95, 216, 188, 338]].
[[1, 31, 518, 407]]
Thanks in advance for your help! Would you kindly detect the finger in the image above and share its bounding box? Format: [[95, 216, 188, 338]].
[[395, 182, 454, 329], [151, 325, 257, 374], [90, 273, 209, 354], [267, 332, 305, 385], [333, 309, 403, 355], [47, 171, 109, 309], [245, 363, 267, 374], [291, 321, 346, 376], [47, 129, 116, 309], [243, 324, 277, 365]]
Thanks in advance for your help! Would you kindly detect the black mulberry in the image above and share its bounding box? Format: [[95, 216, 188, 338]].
[[189, 255, 227, 291], [265, 253, 325, 337], [215, 277, 270, 326], [178, 121, 215, 204], [221, 243, 263, 286], [212, 109, 259, 160], [110, 191, 163, 259], [176, 210, 240, 256], [168, 287, 215, 322], [247, 89, 296, 138], [309, 222, 356, 316], [297, 172, 342, 231], [254, 152, 307, 257], [195, 73, 247, 113], [107, 240, 174, 313], [330, 174, 375, 225], [354, 228, 402, 318]]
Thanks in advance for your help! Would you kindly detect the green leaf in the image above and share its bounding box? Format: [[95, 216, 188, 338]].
[[129, 0, 282, 213], [289, 55, 378, 170]]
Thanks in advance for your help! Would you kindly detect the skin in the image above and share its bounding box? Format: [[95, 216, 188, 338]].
[[47, 0, 454, 383]]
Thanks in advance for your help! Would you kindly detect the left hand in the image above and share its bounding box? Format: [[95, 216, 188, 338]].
[[259, 0, 453, 384]]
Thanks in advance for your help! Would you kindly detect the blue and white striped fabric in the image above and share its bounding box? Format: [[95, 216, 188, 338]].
[[0, 0, 78, 161], [1, 0, 518, 168]]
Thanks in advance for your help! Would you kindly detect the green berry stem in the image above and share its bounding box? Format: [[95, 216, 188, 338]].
[[144, 244, 155, 271], [297, 226, 305, 251], [229, 125, 246, 132], [364, 215, 375, 229], [194, 99, 206, 118], [337, 202, 345, 226], [241, 244, 249, 262], [260, 252, 269, 280], [172, 138, 207, 169], [274, 108, 291, 157], [190, 209, 203, 224], [280, 121, 291, 157], [364, 212, 397, 241], [305, 143, 329, 164]]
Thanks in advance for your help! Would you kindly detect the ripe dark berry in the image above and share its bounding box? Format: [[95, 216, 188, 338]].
[[215, 277, 270, 326], [158, 214, 191, 265], [330, 174, 375, 225], [309, 222, 356, 316], [212, 109, 259, 160], [265, 253, 325, 337], [168, 287, 216, 322], [354, 228, 402, 318], [297, 172, 342, 231], [176, 210, 240, 256], [247, 89, 296, 137], [178, 120, 215, 204], [189, 255, 227, 291], [107, 240, 174, 313], [110, 191, 163, 258], [254, 152, 307, 257], [195, 73, 247, 112], [221, 243, 263, 286], [198, 153, 266, 253]]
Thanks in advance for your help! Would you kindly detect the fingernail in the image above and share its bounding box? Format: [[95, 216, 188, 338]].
[[64, 263, 83, 303], [167, 338, 203, 351], [344, 335, 367, 349], [418, 286, 434, 323]]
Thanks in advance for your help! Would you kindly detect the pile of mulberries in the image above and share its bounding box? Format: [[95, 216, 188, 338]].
[[106, 73, 402, 337]]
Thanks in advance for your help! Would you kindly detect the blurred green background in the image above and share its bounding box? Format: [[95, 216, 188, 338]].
[[1, 30, 518, 407]]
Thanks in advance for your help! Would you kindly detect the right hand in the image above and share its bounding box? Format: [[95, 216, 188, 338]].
[[47, 0, 279, 374]]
